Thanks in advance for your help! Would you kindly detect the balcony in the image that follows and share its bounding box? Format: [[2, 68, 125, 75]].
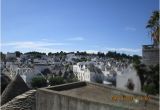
[[143, 45, 159, 51]]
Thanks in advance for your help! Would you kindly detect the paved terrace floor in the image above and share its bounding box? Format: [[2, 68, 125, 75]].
[[55, 83, 159, 110], [60, 84, 114, 103]]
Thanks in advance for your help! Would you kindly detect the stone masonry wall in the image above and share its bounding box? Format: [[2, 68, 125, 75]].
[[142, 47, 159, 66], [1, 90, 36, 110], [36, 90, 131, 110]]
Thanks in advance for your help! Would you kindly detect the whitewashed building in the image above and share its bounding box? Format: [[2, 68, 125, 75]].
[[33, 63, 50, 72], [8, 66, 44, 87], [73, 62, 90, 81], [116, 65, 141, 92], [66, 53, 77, 62], [6, 52, 16, 59], [73, 62, 104, 82], [33, 59, 48, 64]]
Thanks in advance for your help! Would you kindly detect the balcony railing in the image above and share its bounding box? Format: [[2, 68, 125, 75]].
[[143, 45, 159, 50]]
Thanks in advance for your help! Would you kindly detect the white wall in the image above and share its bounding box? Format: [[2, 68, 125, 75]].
[[73, 65, 90, 82], [116, 67, 141, 92]]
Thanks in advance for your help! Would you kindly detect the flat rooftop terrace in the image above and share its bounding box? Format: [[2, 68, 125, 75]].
[[60, 84, 112, 103], [37, 82, 159, 110]]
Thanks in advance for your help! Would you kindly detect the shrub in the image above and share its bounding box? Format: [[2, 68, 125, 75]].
[[49, 76, 65, 86], [94, 76, 103, 84], [143, 83, 157, 95], [31, 76, 47, 88], [134, 64, 159, 95], [66, 77, 78, 83]]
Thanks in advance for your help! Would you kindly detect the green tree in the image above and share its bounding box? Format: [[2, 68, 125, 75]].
[[49, 76, 65, 86], [135, 64, 159, 95], [134, 64, 148, 89], [66, 77, 78, 83], [94, 75, 103, 84], [0, 52, 6, 61], [25, 51, 46, 58], [80, 57, 88, 62], [48, 52, 53, 56], [143, 83, 157, 95], [31, 76, 47, 88], [132, 55, 141, 65], [146, 11, 159, 45], [41, 68, 51, 76], [95, 77, 103, 84], [15, 51, 22, 57], [98, 52, 105, 58], [148, 64, 159, 94]]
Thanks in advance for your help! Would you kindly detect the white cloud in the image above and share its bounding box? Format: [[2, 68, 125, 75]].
[[81, 48, 141, 55], [91, 45, 100, 48], [28, 47, 69, 54], [1, 41, 141, 55], [2, 41, 67, 47], [124, 27, 136, 31], [105, 47, 141, 53], [41, 38, 49, 41], [1, 41, 69, 53], [67, 37, 84, 41], [77, 47, 141, 54], [84, 50, 98, 54]]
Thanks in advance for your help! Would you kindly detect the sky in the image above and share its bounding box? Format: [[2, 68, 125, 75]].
[[1, 0, 159, 55]]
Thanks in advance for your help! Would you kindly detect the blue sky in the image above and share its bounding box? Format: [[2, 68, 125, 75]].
[[1, 0, 158, 55]]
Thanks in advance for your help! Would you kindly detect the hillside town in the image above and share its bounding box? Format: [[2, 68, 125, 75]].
[[1, 51, 139, 90], [0, 48, 159, 110], [1, 0, 159, 110]]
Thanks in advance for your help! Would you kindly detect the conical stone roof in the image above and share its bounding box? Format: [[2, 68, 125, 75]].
[[1, 73, 11, 94], [1, 74, 29, 105]]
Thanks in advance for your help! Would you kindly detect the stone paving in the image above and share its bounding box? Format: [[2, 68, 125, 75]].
[[1, 90, 36, 110]]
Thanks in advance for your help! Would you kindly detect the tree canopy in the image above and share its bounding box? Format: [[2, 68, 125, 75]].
[[134, 64, 159, 95], [146, 11, 159, 45], [31, 76, 47, 88], [0, 52, 6, 61], [49, 76, 65, 86], [15, 51, 22, 57], [24, 51, 46, 58]]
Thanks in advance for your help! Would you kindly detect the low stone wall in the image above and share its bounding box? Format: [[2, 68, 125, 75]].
[[36, 89, 130, 110], [36, 82, 159, 110], [1, 90, 36, 110]]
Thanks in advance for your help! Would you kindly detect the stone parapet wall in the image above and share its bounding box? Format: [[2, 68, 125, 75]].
[[36, 89, 131, 110], [142, 45, 159, 66], [36, 82, 159, 110], [1, 90, 36, 110]]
